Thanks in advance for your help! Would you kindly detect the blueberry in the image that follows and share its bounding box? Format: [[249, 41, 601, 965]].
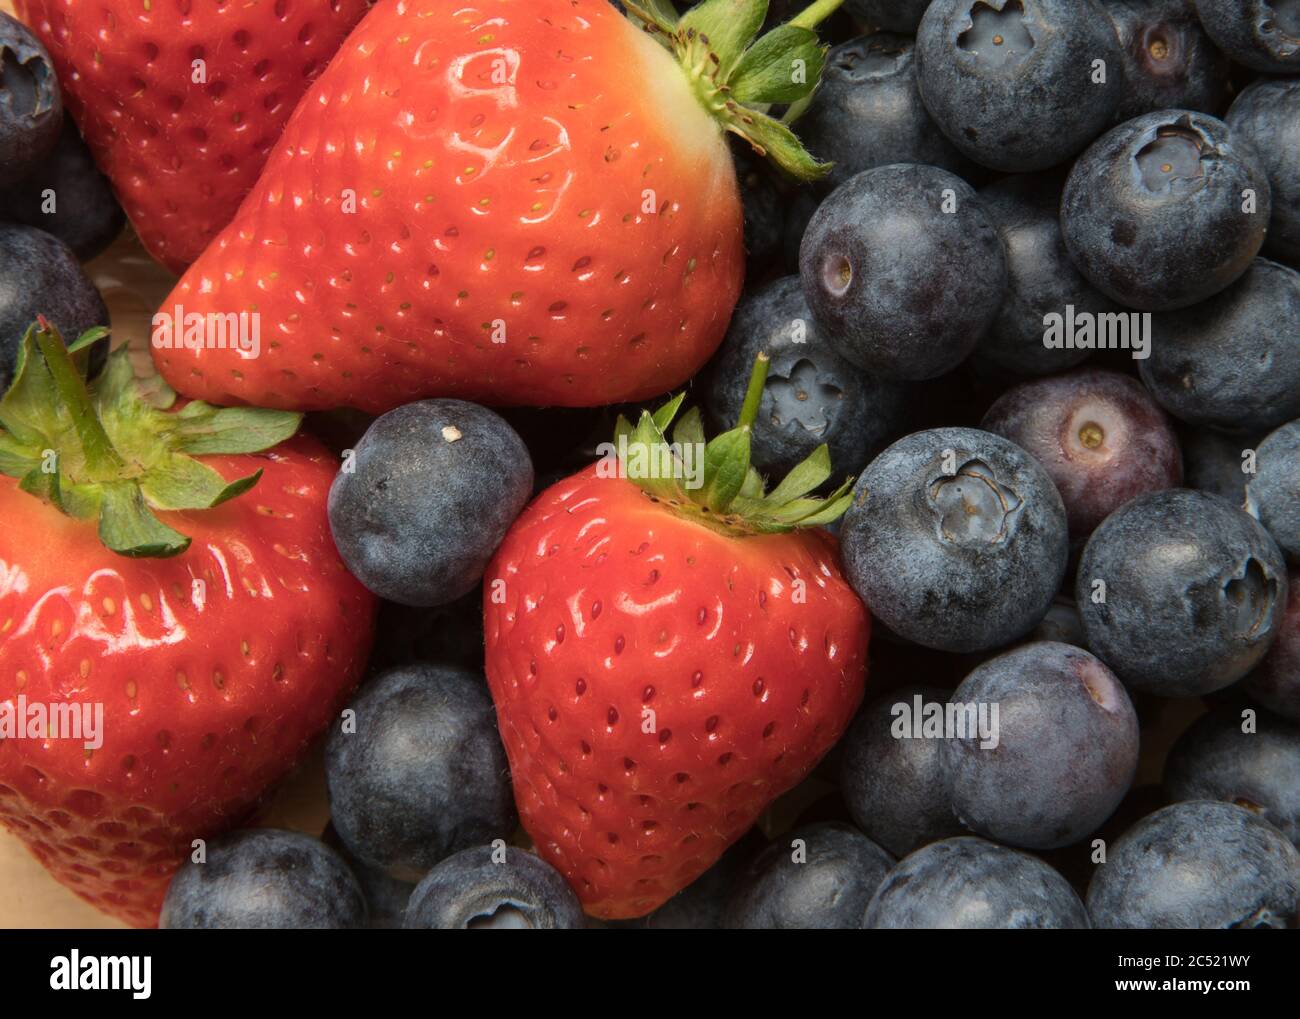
[[1246, 420, 1300, 564], [1028, 594, 1087, 646], [706, 277, 908, 480], [1105, 0, 1230, 121], [1164, 709, 1300, 846], [799, 164, 1007, 381], [322, 822, 415, 929], [624, 828, 767, 929], [0, 223, 109, 389], [1086, 800, 1300, 928], [367, 589, 486, 672], [1181, 425, 1264, 506], [865, 836, 1090, 928], [981, 368, 1182, 540], [1226, 79, 1300, 264], [914, 0, 1123, 173], [404, 845, 585, 929], [942, 642, 1139, 848], [1076, 489, 1289, 696], [0, 12, 60, 187], [1062, 110, 1270, 311], [800, 34, 976, 194], [328, 399, 533, 606], [841, 427, 1069, 652], [1192, 0, 1300, 73], [0, 118, 125, 261], [975, 174, 1122, 376], [731, 139, 786, 276], [724, 823, 894, 929], [844, 0, 932, 33], [1245, 573, 1300, 722], [160, 829, 368, 929], [325, 664, 516, 879], [781, 189, 820, 275], [839, 685, 962, 857], [1139, 259, 1300, 433]]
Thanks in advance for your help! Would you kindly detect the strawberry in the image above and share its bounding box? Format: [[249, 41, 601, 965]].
[[150, 0, 840, 413], [0, 321, 375, 927], [13, 0, 370, 273], [483, 355, 870, 919]]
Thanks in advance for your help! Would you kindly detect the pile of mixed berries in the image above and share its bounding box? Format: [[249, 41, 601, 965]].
[[0, 0, 1297, 930]]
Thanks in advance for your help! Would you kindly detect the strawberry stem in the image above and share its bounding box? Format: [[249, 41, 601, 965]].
[[737, 351, 770, 432], [32, 317, 124, 477], [788, 0, 845, 30]]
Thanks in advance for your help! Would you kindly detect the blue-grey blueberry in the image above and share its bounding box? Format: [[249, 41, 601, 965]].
[[1105, 0, 1230, 121], [1226, 78, 1300, 263], [328, 398, 533, 606], [1192, 0, 1300, 73], [1086, 800, 1300, 928], [1246, 420, 1300, 565], [404, 845, 585, 929], [1076, 489, 1289, 696], [841, 427, 1069, 652]]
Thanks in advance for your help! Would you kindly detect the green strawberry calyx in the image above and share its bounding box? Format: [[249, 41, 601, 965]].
[[0, 318, 302, 558], [609, 353, 855, 536], [622, 0, 843, 181]]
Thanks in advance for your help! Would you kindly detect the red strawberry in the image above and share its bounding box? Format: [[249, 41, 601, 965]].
[[150, 0, 837, 413], [13, 0, 370, 273], [0, 322, 375, 927], [483, 356, 870, 918]]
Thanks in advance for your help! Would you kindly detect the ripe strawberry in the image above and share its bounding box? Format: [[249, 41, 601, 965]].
[[0, 322, 375, 927], [483, 356, 870, 919], [13, 0, 370, 273], [150, 0, 838, 413]]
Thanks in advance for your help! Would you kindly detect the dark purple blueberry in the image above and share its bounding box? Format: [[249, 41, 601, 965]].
[[1164, 708, 1300, 845], [1061, 110, 1270, 311], [1076, 489, 1289, 696], [706, 276, 909, 480], [0, 118, 125, 261], [322, 823, 415, 929], [781, 188, 820, 274], [404, 846, 585, 929], [327, 399, 533, 606], [914, 0, 1123, 173], [865, 836, 1090, 929], [799, 163, 1007, 380], [841, 427, 1069, 652], [845, 0, 932, 33], [1140, 258, 1300, 433], [976, 174, 1123, 376], [839, 686, 962, 857], [1181, 424, 1264, 506], [1227, 78, 1300, 266], [1027, 594, 1087, 645], [724, 823, 894, 929], [367, 588, 486, 673], [1192, 0, 1300, 73], [160, 829, 368, 929], [981, 368, 1182, 539], [1086, 800, 1300, 927], [731, 138, 786, 276], [943, 642, 1139, 849], [1245, 573, 1300, 721], [1246, 419, 1300, 564], [1104, 0, 1230, 120], [0, 12, 60, 187], [325, 664, 516, 880], [800, 34, 977, 194], [0, 223, 109, 389]]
